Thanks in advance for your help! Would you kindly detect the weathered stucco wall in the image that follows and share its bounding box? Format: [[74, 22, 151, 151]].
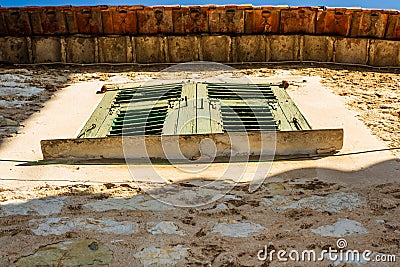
[[0, 5, 399, 66]]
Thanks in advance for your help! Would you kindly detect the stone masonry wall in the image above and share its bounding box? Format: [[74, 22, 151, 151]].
[[0, 5, 399, 66]]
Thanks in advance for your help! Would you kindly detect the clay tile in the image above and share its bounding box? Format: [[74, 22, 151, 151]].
[[62, 6, 78, 34], [316, 8, 353, 36], [0, 9, 7, 36], [280, 6, 317, 34], [209, 5, 244, 34], [108, 5, 138, 34], [246, 6, 280, 34], [137, 6, 173, 34], [174, 5, 209, 34], [75, 7, 103, 34], [96, 5, 108, 10], [5, 8, 32, 36], [385, 12, 400, 39], [131, 5, 144, 10], [350, 9, 389, 38], [236, 4, 253, 10]]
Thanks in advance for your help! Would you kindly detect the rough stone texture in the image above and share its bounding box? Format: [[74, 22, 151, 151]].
[[200, 35, 231, 62], [84, 195, 174, 212], [311, 219, 368, 237], [134, 245, 188, 266], [147, 221, 186, 236], [369, 39, 400, 67], [234, 35, 266, 62], [29, 217, 136, 236], [0, 115, 19, 126], [0, 64, 399, 266], [65, 36, 96, 64], [268, 35, 299, 61], [213, 252, 242, 267], [99, 36, 132, 63], [15, 239, 113, 267], [261, 195, 289, 207], [134, 36, 166, 63], [0, 37, 29, 63], [210, 203, 229, 211], [32, 37, 61, 63], [334, 38, 369, 64], [222, 194, 241, 200], [0, 197, 66, 216], [167, 36, 199, 63], [261, 192, 365, 213], [302, 35, 334, 62], [211, 221, 265, 237]]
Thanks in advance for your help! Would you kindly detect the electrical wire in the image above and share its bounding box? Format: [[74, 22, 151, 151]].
[[0, 147, 399, 165], [273, 147, 400, 161]]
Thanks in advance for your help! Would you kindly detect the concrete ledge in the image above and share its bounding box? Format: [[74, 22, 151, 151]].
[[99, 36, 132, 63], [268, 35, 300, 61], [0, 35, 399, 67], [369, 39, 400, 67], [167, 36, 199, 62], [0, 37, 30, 63], [200, 35, 231, 62], [65, 36, 97, 64], [302, 35, 334, 62], [334, 38, 369, 65], [233, 35, 266, 62], [40, 129, 344, 160], [134, 36, 166, 63], [32, 37, 61, 63]]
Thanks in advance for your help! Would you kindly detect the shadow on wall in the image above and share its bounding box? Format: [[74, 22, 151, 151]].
[[0, 62, 399, 150], [0, 158, 399, 265], [0, 158, 399, 208]]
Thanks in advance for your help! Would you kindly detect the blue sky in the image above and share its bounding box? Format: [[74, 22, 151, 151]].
[[1, 0, 399, 10]]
